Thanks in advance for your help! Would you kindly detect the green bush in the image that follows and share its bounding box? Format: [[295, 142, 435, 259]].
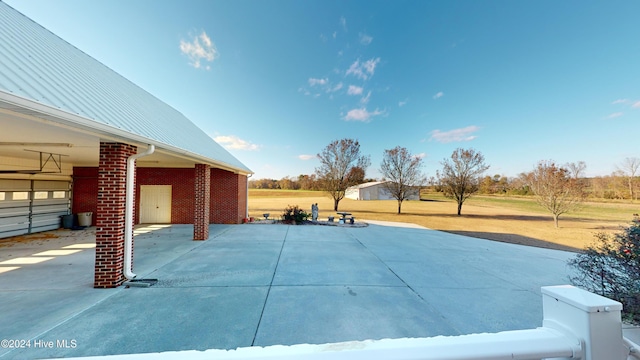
[[567, 214, 640, 323], [282, 205, 309, 224]]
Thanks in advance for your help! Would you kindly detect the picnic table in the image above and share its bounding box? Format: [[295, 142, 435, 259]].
[[336, 212, 352, 223]]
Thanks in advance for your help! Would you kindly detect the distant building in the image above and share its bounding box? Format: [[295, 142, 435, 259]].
[[345, 181, 421, 201]]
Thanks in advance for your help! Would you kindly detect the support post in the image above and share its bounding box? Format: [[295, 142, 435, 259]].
[[194, 164, 210, 240], [94, 142, 137, 288], [542, 285, 626, 360]]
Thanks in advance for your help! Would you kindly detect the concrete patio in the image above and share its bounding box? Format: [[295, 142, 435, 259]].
[[0, 221, 598, 358]]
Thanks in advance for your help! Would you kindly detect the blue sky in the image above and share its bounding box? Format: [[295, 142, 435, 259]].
[[5, 0, 640, 180]]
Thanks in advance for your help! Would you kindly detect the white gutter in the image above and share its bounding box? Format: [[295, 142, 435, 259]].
[[124, 144, 155, 280]]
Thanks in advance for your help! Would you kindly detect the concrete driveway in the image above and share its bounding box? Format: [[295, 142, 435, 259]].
[[0, 222, 577, 358]]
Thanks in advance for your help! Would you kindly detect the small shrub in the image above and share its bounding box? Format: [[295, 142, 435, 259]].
[[567, 214, 640, 323], [282, 205, 309, 224]]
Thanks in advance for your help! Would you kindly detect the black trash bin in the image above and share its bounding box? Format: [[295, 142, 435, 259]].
[[61, 214, 74, 229]]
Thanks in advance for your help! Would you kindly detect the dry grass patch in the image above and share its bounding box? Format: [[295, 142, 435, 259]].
[[248, 189, 638, 251]]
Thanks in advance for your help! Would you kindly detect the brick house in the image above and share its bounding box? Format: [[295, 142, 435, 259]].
[[0, 3, 252, 288]]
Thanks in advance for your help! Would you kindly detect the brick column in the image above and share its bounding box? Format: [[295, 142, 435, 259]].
[[94, 142, 137, 288], [194, 164, 211, 240]]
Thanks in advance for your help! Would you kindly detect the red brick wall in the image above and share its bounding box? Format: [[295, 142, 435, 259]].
[[94, 142, 136, 288], [73, 165, 245, 228], [211, 169, 243, 224], [72, 167, 98, 226], [135, 168, 195, 224]]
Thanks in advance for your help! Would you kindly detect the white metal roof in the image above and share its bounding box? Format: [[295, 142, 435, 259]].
[[348, 181, 389, 190], [0, 2, 251, 174]]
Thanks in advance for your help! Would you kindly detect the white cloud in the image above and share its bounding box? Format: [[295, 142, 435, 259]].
[[329, 82, 343, 92], [301, 79, 342, 98], [433, 91, 444, 100], [348, 85, 363, 95], [298, 87, 311, 96], [339, 16, 347, 31], [398, 99, 408, 107], [180, 31, 218, 70], [213, 135, 259, 151], [346, 58, 380, 80], [363, 58, 379, 74], [344, 108, 384, 122], [416, 152, 427, 159], [610, 98, 640, 108], [429, 126, 480, 143], [606, 112, 624, 119], [360, 91, 371, 104], [298, 154, 315, 160], [308, 78, 328, 86], [359, 33, 373, 45]]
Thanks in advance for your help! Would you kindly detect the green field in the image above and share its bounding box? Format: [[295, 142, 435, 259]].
[[248, 189, 639, 251]]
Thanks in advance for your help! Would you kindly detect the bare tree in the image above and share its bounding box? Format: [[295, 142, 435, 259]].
[[617, 157, 640, 202], [525, 160, 586, 228], [380, 146, 426, 214], [437, 148, 489, 215], [316, 139, 371, 211], [565, 161, 587, 179]]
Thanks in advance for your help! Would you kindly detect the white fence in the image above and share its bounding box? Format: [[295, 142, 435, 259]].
[[70, 285, 640, 360]]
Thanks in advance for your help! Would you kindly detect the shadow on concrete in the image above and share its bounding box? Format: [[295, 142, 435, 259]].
[[349, 209, 552, 223], [446, 230, 582, 253]]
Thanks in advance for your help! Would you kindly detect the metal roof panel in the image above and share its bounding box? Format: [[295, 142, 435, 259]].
[[0, 2, 251, 173]]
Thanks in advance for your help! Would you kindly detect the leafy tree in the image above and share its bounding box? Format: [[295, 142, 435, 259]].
[[479, 174, 509, 194], [315, 138, 370, 211], [297, 174, 318, 190], [437, 148, 489, 215], [380, 146, 426, 214], [524, 160, 586, 228]]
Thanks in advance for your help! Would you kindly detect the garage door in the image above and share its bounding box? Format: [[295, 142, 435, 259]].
[[139, 185, 172, 223], [0, 179, 70, 239]]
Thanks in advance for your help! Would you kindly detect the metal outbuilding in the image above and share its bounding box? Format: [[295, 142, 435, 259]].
[[345, 181, 421, 201]]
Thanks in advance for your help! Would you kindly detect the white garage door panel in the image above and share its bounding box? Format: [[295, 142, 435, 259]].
[[0, 180, 29, 238], [0, 180, 70, 239], [0, 215, 29, 232], [31, 183, 70, 233]]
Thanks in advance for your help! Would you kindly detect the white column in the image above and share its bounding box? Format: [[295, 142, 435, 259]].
[[542, 285, 626, 360]]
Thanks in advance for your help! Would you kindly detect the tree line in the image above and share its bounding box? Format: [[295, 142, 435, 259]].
[[249, 138, 639, 226], [250, 158, 639, 201]]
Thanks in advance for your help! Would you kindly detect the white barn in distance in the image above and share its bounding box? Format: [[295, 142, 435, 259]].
[[345, 181, 420, 201]]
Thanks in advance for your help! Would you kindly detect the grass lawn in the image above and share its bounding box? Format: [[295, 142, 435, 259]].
[[248, 189, 639, 252]]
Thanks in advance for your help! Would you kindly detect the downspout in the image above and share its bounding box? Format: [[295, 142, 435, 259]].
[[124, 145, 155, 280], [246, 173, 252, 219]]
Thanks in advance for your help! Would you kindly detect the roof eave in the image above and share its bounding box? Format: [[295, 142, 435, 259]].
[[0, 91, 253, 175]]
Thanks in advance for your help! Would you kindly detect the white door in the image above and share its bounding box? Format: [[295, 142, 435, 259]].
[[139, 185, 172, 223]]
